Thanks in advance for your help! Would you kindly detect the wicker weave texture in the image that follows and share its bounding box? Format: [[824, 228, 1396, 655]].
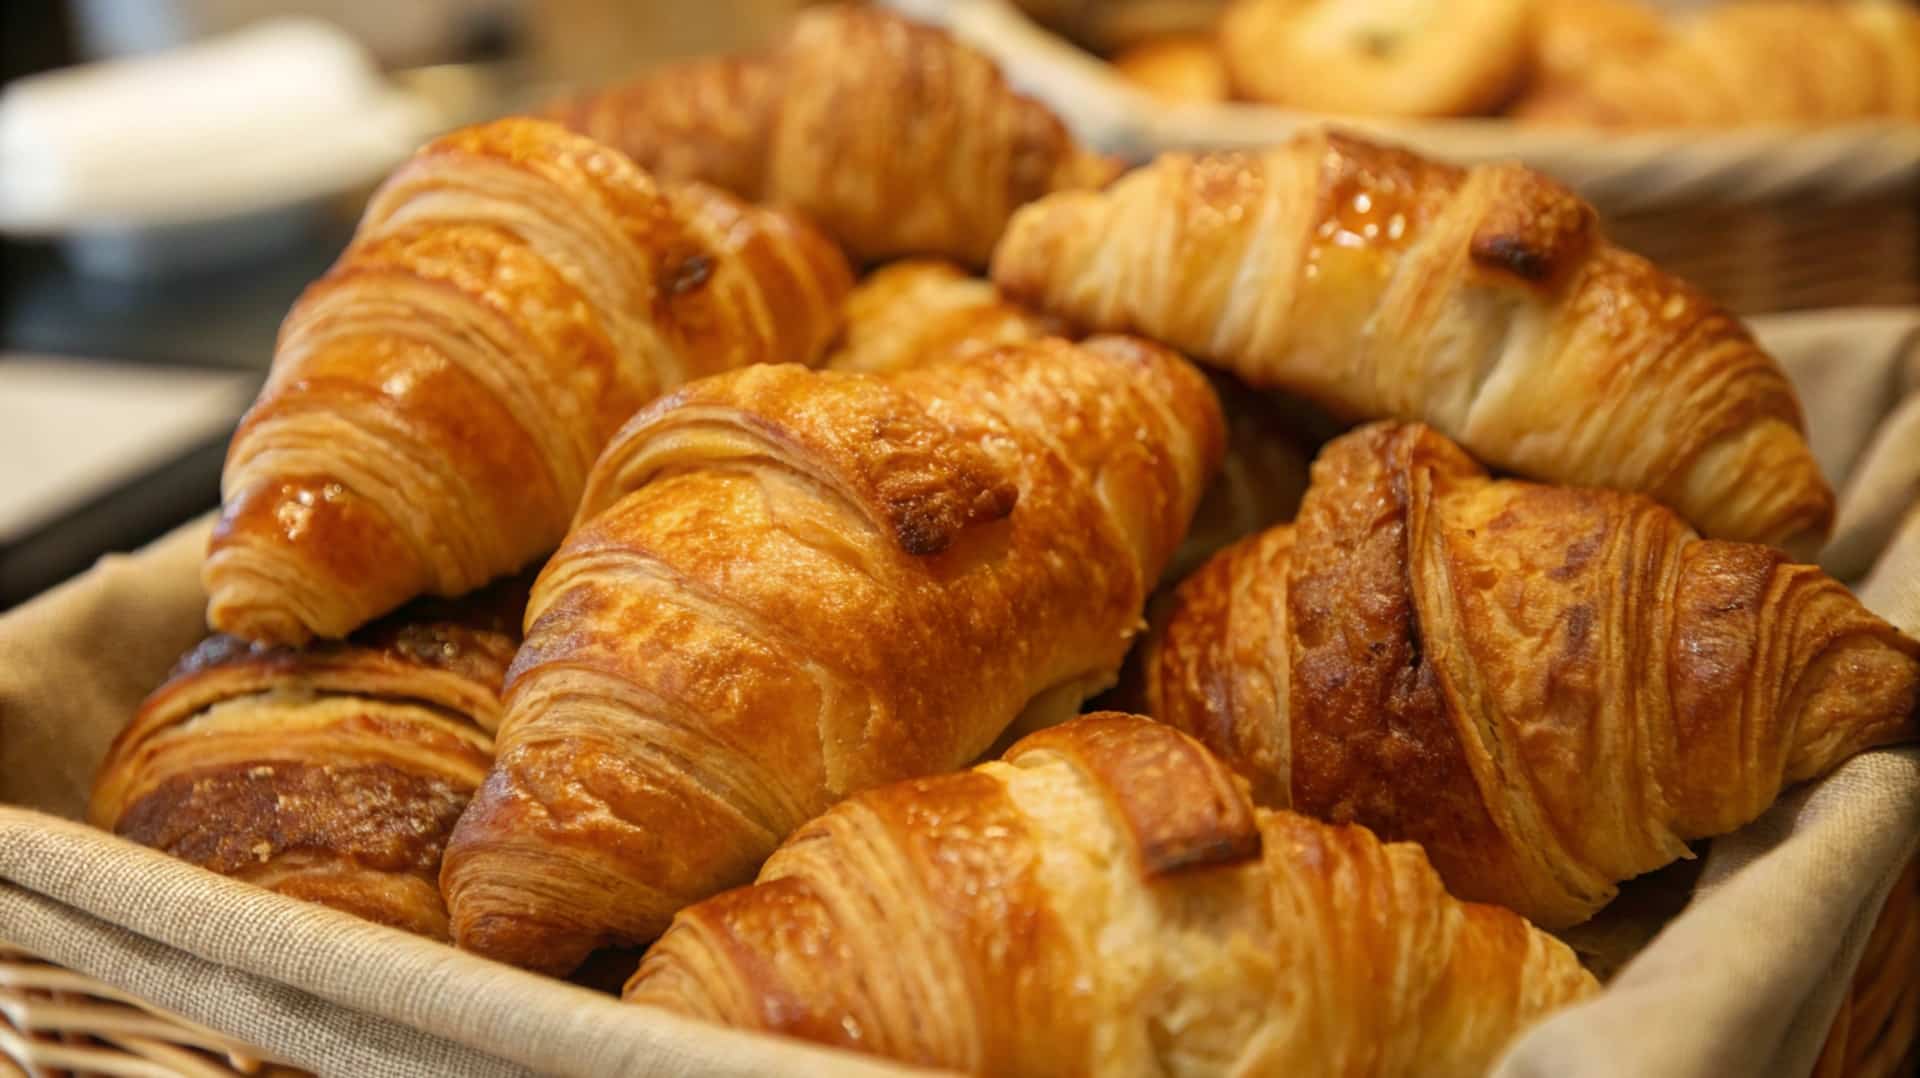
[[0, 948, 305, 1078]]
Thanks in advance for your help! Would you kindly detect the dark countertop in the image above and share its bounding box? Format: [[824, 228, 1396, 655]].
[[0, 222, 351, 608]]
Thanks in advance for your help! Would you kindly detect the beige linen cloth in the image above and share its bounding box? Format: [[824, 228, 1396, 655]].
[[0, 309, 1916, 1077]]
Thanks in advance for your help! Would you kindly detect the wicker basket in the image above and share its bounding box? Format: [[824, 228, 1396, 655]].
[[3, 855, 1915, 1077], [1814, 855, 1920, 1078], [0, 947, 304, 1078], [1607, 195, 1920, 316]]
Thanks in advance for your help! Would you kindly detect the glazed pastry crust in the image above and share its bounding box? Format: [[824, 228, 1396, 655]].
[[90, 584, 526, 940], [439, 339, 1224, 974], [991, 130, 1834, 556], [543, 5, 1119, 266], [626, 713, 1598, 1077], [205, 117, 850, 645], [1142, 423, 1920, 928]]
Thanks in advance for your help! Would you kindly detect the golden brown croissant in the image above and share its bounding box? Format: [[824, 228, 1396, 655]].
[[991, 129, 1835, 557], [440, 337, 1225, 974], [822, 259, 1065, 375], [204, 117, 850, 646], [1140, 421, 1920, 929], [822, 259, 1307, 580], [542, 5, 1119, 266], [1219, 0, 1533, 117], [1517, 1, 1920, 127], [627, 712, 1600, 1076], [88, 581, 526, 940]]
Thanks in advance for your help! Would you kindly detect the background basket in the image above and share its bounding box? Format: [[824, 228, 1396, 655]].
[[891, 0, 1920, 317], [1608, 195, 1920, 315]]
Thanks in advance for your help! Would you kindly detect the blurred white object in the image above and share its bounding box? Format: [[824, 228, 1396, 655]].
[[0, 18, 437, 275], [0, 357, 256, 545], [69, 0, 520, 68]]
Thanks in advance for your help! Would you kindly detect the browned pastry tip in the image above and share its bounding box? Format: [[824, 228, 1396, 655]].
[[440, 337, 1223, 974], [990, 128, 1834, 556], [205, 117, 850, 646], [1142, 420, 1919, 929], [626, 713, 1598, 1076]]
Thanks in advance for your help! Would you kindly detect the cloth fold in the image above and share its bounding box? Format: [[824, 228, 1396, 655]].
[[0, 308, 1915, 1076]]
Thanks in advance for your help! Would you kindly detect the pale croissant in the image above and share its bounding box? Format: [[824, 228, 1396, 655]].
[[628, 713, 1599, 1077], [990, 129, 1834, 557], [90, 581, 524, 940], [544, 4, 1118, 266], [1518, 1, 1920, 127], [1141, 422, 1920, 928], [205, 118, 850, 645], [824, 259, 1307, 579], [440, 338, 1224, 974]]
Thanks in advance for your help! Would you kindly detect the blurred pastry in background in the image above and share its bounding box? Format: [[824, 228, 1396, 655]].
[[1528, 0, 1668, 91], [1516, 1, 1920, 127], [1218, 0, 1533, 117], [1111, 33, 1229, 104]]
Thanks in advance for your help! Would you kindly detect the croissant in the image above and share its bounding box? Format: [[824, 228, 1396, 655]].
[[1218, 0, 1533, 117], [1110, 34, 1230, 105], [204, 117, 850, 645], [990, 129, 1835, 557], [1140, 421, 1920, 929], [823, 260, 1307, 580], [1528, 0, 1668, 94], [1516, 1, 1920, 127], [627, 712, 1600, 1076], [822, 259, 1065, 375], [88, 582, 525, 940], [543, 5, 1119, 266], [440, 337, 1225, 973]]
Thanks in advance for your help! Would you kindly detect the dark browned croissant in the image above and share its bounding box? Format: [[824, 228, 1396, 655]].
[[89, 581, 526, 940], [205, 117, 850, 645], [991, 129, 1835, 557], [627, 713, 1600, 1076], [1141, 421, 1920, 929], [440, 337, 1224, 974], [543, 4, 1119, 266]]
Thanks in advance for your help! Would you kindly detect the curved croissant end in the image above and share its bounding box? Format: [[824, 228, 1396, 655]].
[[626, 713, 1598, 1077], [1144, 421, 1919, 928], [440, 338, 1223, 973], [204, 118, 850, 646], [823, 259, 1064, 375], [543, 5, 1119, 267], [90, 583, 524, 940], [990, 130, 1834, 557]]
